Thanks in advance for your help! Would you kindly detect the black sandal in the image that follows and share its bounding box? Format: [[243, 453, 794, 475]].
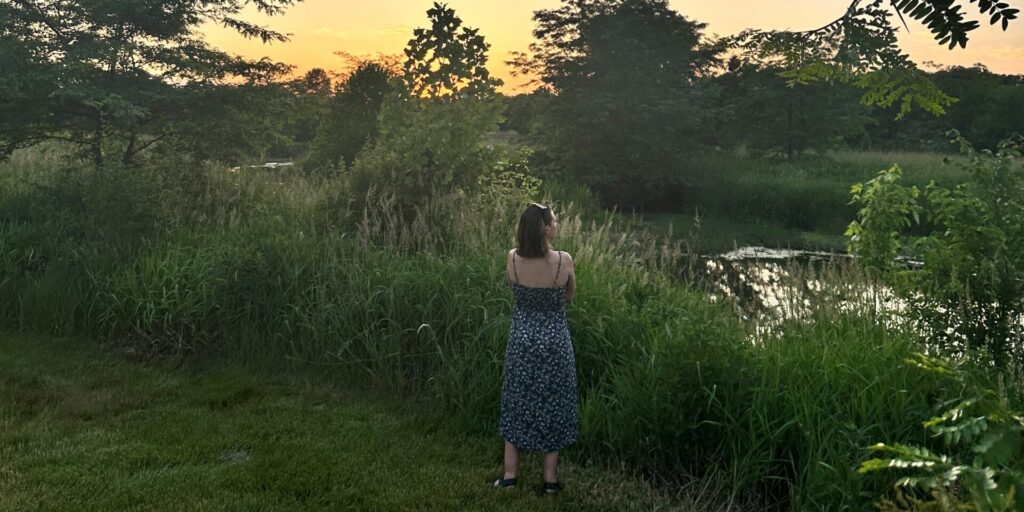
[[493, 477, 517, 488], [543, 481, 563, 494]]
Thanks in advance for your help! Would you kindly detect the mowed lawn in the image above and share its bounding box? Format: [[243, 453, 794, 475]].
[[0, 332, 692, 511]]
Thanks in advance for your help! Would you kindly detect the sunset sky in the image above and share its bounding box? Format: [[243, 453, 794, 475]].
[[203, 0, 1024, 93]]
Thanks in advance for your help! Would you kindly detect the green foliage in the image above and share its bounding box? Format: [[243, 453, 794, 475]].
[[889, 0, 1019, 48], [164, 83, 295, 165], [868, 65, 1024, 152], [348, 95, 503, 213], [860, 354, 1024, 511], [713, 59, 873, 159], [732, 0, 958, 120], [846, 164, 922, 275], [689, 59, 1021, 157], [271, 68, 333, 158], [908, 133, 1024, 368], [731, 0, 1020, 122], [499, 90, 553, 135], [698, 61, 1024, 155], [348, 3, 504, 214], [0, 0, 296, 167], [305, 60, 394, 172], [512, 0, 723, 210], [475, 149, 542, 209], [855, 66, 958, 120], [403, 2, 501, 99], [846, 133, 1024, 369]]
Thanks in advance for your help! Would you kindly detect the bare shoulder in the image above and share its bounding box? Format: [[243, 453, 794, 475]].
[[559, 250, 575, 266]]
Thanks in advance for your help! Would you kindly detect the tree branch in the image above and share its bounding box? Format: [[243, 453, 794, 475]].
[[128, 134, 166, 157], [792, 0, 866, 35], [9, 0, 68, 43]]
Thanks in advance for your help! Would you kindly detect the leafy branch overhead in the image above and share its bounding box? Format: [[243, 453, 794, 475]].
[[894, 0, 1019, 48], [733, 0, 1019, 119]]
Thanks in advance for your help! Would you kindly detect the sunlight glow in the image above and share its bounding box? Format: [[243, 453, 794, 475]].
[[201, 0, 1024, 92]]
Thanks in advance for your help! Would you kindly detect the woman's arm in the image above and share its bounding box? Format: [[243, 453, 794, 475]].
[[564, 252, 576, 303], [505, 248, 517, 285]]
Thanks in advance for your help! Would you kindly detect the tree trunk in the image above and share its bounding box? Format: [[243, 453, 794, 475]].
[[786, 101, 795, 160], [91, 111, 104, 170], [122, 132, 136, 166]]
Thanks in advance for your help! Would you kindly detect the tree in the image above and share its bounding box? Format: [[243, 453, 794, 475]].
[[824, 0, 1018, 50], [734, 0, 1020, 120], [165, 82, 294, 165], [713, 58, 873, 159], [288, 68, 333, 97], [271, 67, 334, 158], [511, 0, 723, 211], [349, 3, 504, 210], [402, 3, 500, 100], [0, 0, 298, 169], [305, 59, 395, 171], [867, 64, 1024, 151], [500, 89, 553, 136]]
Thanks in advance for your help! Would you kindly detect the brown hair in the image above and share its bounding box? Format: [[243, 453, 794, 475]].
[[515, 203, 553, 258]]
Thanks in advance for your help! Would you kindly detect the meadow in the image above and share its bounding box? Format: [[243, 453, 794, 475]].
[[1, 144, 1012, 510], [0, 330, 697, 511]]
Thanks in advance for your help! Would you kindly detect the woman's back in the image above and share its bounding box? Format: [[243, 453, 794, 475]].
[[508, 249, 568, 313], [507, 248, 575, 300]]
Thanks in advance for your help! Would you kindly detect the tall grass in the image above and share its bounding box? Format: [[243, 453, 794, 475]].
[[681, 150, 963, 236], [0, 145, 1001, 509]]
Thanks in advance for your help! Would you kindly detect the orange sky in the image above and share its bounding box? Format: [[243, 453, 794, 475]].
[[203, 1, 1024, 93]]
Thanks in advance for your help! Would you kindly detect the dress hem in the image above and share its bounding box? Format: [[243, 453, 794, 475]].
[[499, 431, 578, 453]]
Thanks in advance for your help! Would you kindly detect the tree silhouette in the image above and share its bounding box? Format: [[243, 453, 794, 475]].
[[510, 0, 722, 210], [0, 0, 298, 167]]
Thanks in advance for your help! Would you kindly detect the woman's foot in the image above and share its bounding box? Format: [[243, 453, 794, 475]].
[[543, 481, 563, 495], [493, 477, 517, 489]]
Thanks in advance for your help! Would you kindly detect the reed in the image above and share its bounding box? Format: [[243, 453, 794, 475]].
[[672, 150, 964, 239]]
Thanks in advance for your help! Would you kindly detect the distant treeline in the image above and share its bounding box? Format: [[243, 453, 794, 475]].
[[253, 61, 1024, 167], [503, 62, 1024, 158]]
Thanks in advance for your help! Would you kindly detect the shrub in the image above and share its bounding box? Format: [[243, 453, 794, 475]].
[[847, 133, 1024, 370], [861, 354, 1024, 511]]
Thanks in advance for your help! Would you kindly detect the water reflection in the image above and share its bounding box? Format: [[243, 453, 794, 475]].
[[686, 246, 908, 338]]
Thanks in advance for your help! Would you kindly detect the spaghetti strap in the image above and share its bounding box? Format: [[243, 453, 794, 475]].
[[553, 251, 562, 286], [512, 251, 520, 284]]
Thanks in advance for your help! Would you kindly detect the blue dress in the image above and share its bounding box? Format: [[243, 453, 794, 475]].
[[499, 251, 580, 452]]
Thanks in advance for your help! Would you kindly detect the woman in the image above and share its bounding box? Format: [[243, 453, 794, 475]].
[[493, 202, 579, 495]]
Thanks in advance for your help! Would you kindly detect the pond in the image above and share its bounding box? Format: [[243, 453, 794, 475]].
[[684, 246, 908, 337]]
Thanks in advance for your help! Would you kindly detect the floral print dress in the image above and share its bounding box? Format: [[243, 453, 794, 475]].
[[499, 251, 579, 452]]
